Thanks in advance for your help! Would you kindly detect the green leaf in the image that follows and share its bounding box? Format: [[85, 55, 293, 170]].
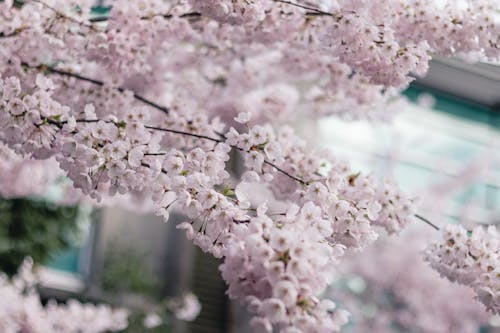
[[222, 188, 235, 196]]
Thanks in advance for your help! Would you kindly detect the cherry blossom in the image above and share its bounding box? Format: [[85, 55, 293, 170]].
[[0, 0, 499, 331], [142, 292, 201, 329], [173, 293, 202, 322], [425, 224, 500, 315]]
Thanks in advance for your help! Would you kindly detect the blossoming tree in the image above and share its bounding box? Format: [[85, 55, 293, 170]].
[[0, 0, 499, 332]]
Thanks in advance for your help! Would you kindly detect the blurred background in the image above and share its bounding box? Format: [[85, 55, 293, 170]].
[[1, 56, 499, 332]]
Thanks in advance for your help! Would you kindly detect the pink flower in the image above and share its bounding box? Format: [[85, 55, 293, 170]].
[[93, 121, 118, 141], [174, 293, 201, 321], [260, 299, 287, 323], [234, 112, 251, 124], [35, 74, 55, 91]]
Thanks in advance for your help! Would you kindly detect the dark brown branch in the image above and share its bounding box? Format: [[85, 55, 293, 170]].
[[88, 11, 202, 23], [273, 0, 333, 16], [24, 63, 170, 115], [143, 12, 202, 21], [32, 0, 98, 31], [144, 152, 168, 156], [144, 125, 222, 143], [22, 62, 309, 187], [0, 30, 25, 39], [143, 126, 307, 185], [415, 214, 440, 231], [263, 160, 306, 185]]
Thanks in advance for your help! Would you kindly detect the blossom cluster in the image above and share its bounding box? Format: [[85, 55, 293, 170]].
[[188, 0, 266, 24], [0, 74, 74, 157], [221, 203, 350, 332], [171, 293, 202, 322], [424, 225, 500, 315], [0, 258, 128, 333], [143, 293, 201, 329]]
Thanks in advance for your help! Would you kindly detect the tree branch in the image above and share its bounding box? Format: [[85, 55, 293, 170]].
[[24, 63, 170, 115], [144, 126, 306, 184], [31, 0, 98, 31], [0, 30, 25, 39], [144, 125, 222, 143], [273, 0, 333, 16], [88, 11, 202, 23], [29, 64, 441, 233], [415, 214, 440, 231]]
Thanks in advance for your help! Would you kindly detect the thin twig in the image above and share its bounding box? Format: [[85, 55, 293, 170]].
[[273, 0, 333, 16], [26, 62, 307, 185], [141, 12, 202, 21], [0, 29, 26, 39], [24, 63, 170, 115], [144, 125, 222, 143], [88, 11, 202, 23], [144, 126, 305, 184], [32, 0, 97, 31], [144, 152, 168, 156], [263, 160, 306, 184], [415, 214, 440, 231]]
